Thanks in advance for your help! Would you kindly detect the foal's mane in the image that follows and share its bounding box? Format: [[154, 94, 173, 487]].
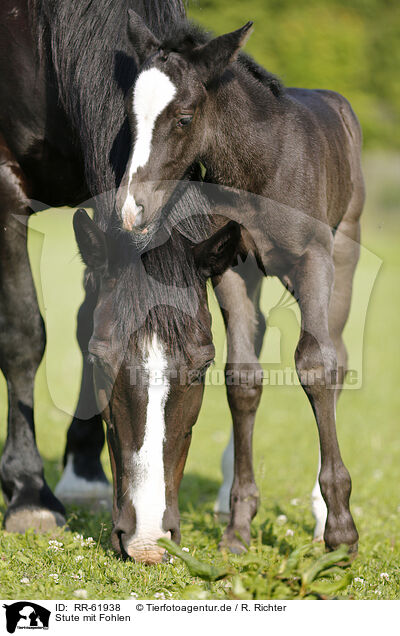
[[154, 19, 284, 97]]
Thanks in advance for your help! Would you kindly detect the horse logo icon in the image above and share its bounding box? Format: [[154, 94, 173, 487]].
[[2, 602, 50, 633]]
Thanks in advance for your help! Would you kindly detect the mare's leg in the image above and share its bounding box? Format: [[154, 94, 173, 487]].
[[213, 261, 266, 552], [55, 272, 111, 506], [290, 239, 358, 552], [0, 135, 65, 531], [312, 194, 363, 541]]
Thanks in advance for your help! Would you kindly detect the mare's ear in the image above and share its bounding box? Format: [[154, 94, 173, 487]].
[[73, 209, 108, 271], [193, 22, 253, 86], [127, 9, 161, 66], [192, 221, 241, 278]]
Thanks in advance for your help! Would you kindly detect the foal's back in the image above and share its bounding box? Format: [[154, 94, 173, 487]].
[[283, 86, 364, 228]]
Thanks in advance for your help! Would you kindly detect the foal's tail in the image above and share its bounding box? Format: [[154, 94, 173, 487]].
[[135, 0, 187, 38]]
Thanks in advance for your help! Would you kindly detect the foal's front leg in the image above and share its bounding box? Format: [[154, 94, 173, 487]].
[[290, 243, 358, 552], [213, 266, 264, 553]]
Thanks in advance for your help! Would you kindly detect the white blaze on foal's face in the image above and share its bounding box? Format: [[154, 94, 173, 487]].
[[124, 335, 171, 562], [121, 68, 176, 229]]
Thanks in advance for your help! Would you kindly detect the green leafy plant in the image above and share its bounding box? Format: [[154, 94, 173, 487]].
[[159, 538, 353, 599]]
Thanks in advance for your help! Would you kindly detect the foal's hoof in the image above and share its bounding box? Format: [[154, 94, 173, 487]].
[[4, 508, 67, 533], [325, 541, 358, 565], [219, 530, 249, 555]]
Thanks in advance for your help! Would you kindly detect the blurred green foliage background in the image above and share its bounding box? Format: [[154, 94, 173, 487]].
[[188, 0, 400, 150]]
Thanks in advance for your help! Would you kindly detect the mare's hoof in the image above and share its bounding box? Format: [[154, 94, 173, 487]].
[[55, 470, 112, 511], [55, 490, 112, 512], [4, 508, 67, 533]]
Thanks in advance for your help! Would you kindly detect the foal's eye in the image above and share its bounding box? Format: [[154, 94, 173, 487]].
[[177, 114, 193, 128]]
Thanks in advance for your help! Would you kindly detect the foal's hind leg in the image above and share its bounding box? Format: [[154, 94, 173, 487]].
[[0, 137, 65, 531], [290, 238, 358, 552], [213, 261, 265, 552], [55, 271, 111, 507], [312, 213, 361, 541]]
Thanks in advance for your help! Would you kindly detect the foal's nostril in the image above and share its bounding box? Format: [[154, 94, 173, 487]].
[[115, 529, 130, 560]]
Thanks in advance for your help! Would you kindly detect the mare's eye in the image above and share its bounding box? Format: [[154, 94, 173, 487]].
[[188, 360, 213, 385], [177, 114, 193, 128]]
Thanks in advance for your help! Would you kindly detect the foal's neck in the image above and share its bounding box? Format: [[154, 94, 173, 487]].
[[202, 69, 280, 193]]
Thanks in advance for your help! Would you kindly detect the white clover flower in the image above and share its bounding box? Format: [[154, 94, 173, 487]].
[[20, 577, 30, 584], [84, 537, 96, 547], [47, 540, 64, 552], [75, 555, 84, 562], [181, 547, 189, 552], [290, 498, 300, 506], [380, 572, 389, 582], [354, 577, 365, 584], [285, 529, 294, 537], [74, 589, 88, 599], [276, 514, 287, 525]]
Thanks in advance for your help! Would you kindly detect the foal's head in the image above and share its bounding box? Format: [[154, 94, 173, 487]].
[[117, 10, 253, 230], [73, 208, 241, 564]]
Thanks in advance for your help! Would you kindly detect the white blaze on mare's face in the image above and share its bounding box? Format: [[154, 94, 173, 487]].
[[125, 335, 170, 558], [122, 68, 176, 228]]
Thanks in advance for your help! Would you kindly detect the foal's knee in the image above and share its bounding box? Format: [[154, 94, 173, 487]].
[[225, 362, 263, 414], [295, 332, 337, 389], [319, 462, 352, 506]]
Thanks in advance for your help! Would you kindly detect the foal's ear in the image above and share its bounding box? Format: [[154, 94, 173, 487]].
[[127, 9, 161, 66], [193, 22, 254, 86], [73, 209, 107, 271], [192, 221, 241, 279]]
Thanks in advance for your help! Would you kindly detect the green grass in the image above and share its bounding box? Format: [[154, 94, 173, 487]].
[[0, 154, 399, 600]]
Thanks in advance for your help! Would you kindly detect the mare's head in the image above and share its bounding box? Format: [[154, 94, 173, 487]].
[[117, 10, 253, 230], [73, 208, 241, 564]]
